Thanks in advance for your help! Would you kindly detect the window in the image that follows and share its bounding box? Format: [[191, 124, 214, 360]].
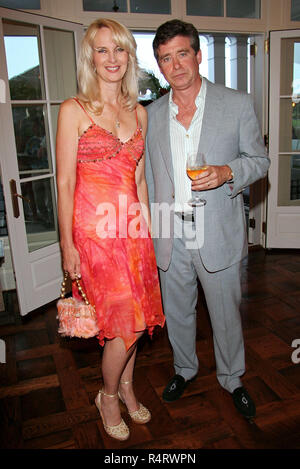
[[83, 0, 170, 14], [187, 0, 223, 17], [133, 32, 168, 102], [133, 32, 251, 103], [130, 0, 170, 14], [186, 0, 261, 19], [0, 0, 40, 8], [82, 0, 128, 12], [291, 0, 300, 21], [227, 0, 260, 18], [4, 33, 42, 100]]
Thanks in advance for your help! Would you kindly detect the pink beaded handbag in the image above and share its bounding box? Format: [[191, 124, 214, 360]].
[[57, 272, 99, 338]]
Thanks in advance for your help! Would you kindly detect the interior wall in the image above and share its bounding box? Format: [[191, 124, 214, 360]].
[[13, 0, 300, 32]]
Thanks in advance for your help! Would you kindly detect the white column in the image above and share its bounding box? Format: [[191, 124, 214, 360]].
[[229, 36, 248, 91], [206, 36, 226, 85], [207, 36, 215, 83]]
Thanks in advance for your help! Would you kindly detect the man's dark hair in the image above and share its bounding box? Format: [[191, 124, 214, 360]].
[[153, 19, 200, 61]]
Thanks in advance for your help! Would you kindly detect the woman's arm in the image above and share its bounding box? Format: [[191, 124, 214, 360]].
[[135, 104, 151, 231], [56, 99, 81, 279]]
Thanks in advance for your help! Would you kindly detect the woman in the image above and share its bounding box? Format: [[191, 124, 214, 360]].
[[56, 18, 164, 441]]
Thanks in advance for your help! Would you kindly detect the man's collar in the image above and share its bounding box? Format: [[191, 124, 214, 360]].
[[169, 76, 206, 112]]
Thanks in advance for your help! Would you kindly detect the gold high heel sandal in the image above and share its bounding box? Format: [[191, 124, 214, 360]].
[[118, 380, 151, 424], [95, 389, 130, 441]]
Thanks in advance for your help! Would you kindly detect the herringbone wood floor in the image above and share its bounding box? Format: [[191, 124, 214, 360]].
[[0, 247, 300, 449]]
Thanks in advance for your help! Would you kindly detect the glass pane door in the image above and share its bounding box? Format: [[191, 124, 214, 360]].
[[3, 19, 77, 253], [278, 37, 300, 207], [4, 21, 44, 99], [267, 30, 300, 249], [43, 27, 77, 101], [0, 7, 83, 315]]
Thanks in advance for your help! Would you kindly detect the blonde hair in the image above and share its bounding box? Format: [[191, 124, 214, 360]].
[[77, 18, 140, 113]]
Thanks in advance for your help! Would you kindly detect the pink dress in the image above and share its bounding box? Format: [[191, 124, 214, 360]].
[[72, 98, 165, 350]]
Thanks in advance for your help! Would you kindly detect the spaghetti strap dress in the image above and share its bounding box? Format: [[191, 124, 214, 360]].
[[71, 98, 165, 350]]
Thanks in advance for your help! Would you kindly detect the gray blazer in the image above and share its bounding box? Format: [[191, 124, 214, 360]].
[[145, 78, 270, 273]]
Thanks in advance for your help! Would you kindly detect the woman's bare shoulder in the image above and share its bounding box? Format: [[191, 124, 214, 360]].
[[136, 103, 147, 125], [58, 97, 89, 130], [60, 97, 81, 114]]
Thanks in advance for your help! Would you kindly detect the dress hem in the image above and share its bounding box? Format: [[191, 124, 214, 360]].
[[97, 321, 165, 351]]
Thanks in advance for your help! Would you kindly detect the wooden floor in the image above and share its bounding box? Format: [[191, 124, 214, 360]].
[[0, 247, 300, 450]]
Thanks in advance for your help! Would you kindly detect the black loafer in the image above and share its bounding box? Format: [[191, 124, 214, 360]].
[[232, 386, 256, 419], [162, 374, 189, 402]]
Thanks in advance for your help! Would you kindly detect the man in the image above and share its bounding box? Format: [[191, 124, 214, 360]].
[[145, 19, 270, 419]]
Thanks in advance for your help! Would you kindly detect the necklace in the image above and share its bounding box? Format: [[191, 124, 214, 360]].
[[115, 106, 121, 128]]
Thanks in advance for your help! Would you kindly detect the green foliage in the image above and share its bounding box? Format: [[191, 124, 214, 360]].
[[8, 65, 42, 100]]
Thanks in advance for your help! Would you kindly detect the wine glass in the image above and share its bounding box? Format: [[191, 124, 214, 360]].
[[186, 152, 208, 207]]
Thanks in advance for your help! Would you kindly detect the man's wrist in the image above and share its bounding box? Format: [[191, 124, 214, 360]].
[[226, 166, 234, 182]]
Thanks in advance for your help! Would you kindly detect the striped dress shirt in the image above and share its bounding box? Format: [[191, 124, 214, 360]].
[[169, 77, 207, 214]]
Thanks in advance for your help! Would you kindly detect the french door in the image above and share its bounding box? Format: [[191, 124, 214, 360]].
[[267, 29, 300, 248], [0, 8, 83, 315]]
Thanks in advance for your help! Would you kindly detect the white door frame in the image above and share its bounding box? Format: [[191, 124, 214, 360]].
[[267, 29, 300, 249], [0, 7, 83, 315], [248, 32, 269, 247]]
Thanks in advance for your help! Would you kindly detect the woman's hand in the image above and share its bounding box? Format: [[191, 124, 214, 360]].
[[61, 244, 81, 280]]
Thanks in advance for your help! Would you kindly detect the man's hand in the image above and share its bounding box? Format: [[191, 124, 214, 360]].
[[191, 164, 232, 191]]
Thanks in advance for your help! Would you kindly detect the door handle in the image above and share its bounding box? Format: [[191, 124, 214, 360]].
[[9, 179, 31, 219], [10, 179, 19, 218]]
